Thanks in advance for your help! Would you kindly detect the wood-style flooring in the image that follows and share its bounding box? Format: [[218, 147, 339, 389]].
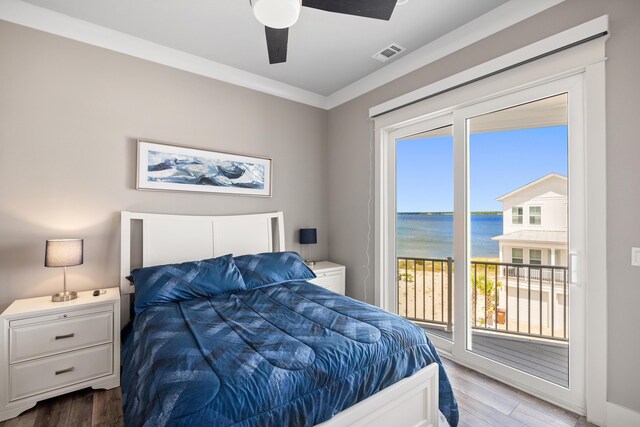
[[0, 387, 123, 427], [441, 356, 594, 427], [0, 358, 595, 427]]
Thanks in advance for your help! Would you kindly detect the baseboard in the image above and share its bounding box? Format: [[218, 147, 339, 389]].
[[91, 378, 120, 391], [607, 402, 640, 427]]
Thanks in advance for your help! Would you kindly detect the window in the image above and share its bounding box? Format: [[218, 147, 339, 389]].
[[512, 207, 523, 224], [512, 248, 523, 264], [376, 50, 604, 409], [555, 249, 562, 266], [529, 206, 541, 225], [530, 249, 542, 265]]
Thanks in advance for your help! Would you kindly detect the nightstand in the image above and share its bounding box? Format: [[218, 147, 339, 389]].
[[0, 288, 120, 421], [308, 262, 346, 295]]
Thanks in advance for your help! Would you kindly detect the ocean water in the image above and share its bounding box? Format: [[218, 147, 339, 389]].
[[396, 213, 503, 259]]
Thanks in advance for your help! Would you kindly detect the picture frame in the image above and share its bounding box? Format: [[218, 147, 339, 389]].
[[136, 140, 272, 197]]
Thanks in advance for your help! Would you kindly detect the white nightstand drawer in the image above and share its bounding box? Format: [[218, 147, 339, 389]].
[[9, 304, 114, 328], [310, 271, 343, 294], [10, 312, 113, 363], [10, 343, 113, 401]]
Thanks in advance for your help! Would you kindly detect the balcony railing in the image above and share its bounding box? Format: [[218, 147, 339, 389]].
[[397, 257, 569, 341], [397, 257, 454, 330]]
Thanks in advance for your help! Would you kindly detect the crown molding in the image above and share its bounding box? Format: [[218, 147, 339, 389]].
[[0, 0, 327, 109], [325, 0, 565, 109], [1, 0, 563, 110]]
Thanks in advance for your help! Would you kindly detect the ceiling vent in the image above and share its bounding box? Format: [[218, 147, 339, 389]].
[[372, 43, 406, 63]]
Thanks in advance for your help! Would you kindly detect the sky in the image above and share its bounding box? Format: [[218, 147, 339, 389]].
[[396, 125, 568, 212]]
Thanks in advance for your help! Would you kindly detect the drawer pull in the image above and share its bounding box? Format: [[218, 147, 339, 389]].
[[55, 367, 75, 375], [55, 333, 75, 340]]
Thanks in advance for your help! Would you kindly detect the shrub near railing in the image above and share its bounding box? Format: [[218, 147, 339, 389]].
[[471, 274, 503, 327]]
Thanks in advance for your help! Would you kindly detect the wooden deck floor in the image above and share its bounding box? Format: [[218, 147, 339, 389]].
[[427, 327, 569, 387], [0, 358, 590, 427]]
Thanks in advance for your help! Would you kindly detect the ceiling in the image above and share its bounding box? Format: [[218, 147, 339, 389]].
[[20, 0, 509, 96]]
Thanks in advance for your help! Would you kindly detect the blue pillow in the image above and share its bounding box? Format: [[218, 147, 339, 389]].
[[233, 251, 316, 289], [130, 254, 246, 313]]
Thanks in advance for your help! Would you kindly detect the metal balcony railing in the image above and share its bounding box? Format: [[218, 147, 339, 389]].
[[397, 257, 453, 331], [397, 257, 569, 341]]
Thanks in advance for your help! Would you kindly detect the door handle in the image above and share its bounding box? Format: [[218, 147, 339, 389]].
[[568, 252, 579, 287]]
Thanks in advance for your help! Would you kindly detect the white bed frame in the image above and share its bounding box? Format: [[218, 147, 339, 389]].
[[120, 211, 442, 427]]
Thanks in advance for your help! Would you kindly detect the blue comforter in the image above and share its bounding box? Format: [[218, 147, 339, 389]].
[[122, 281, 459, 426]]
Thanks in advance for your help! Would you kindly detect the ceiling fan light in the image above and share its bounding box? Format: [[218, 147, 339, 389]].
[[252, 0, 301, 29]]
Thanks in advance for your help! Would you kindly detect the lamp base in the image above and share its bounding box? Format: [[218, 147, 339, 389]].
[[51, 291, 77, 302], [305, 260, 316, 266]]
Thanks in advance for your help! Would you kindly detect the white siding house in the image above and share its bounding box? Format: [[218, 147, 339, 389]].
[[493, 173, 568, 267], [491, 173, 568, 336]]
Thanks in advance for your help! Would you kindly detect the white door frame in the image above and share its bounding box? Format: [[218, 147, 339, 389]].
[[374, 64, 606, 422]]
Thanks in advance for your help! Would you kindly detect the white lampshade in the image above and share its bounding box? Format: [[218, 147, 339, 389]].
[[252, 0, 301, 29], [45, 239, 83, 267]]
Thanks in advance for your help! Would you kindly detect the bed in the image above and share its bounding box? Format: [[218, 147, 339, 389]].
[[120, 211, 458, 427]]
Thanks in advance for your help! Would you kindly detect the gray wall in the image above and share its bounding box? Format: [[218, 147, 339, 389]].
[[327, 0, 640, 412], [0, 21, 328, 310]]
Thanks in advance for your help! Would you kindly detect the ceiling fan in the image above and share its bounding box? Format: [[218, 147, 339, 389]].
[[249, 0, 398, 64]]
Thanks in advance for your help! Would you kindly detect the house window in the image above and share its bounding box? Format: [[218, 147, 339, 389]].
[[530, 249, 542, 265], [529, 206, 541, 225], [512, 207, 523, 224], [512, 248, 523, 264]]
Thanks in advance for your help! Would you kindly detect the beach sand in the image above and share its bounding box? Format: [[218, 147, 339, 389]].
[[397, 267, 450, 324]]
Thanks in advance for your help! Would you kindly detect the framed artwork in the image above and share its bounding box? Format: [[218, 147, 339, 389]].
[[137, 140, 272, 197]]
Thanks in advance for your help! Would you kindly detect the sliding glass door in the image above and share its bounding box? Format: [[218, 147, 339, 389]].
[[465, 93, 571, 387], [388, 75, 586, 411], [452, 76, 585, 410]]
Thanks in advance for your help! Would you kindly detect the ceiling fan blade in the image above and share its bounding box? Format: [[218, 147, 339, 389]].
[[301, 0, 396, 20], [265, 26, 288, 64]]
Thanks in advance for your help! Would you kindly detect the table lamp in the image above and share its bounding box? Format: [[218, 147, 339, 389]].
[[45, 239, 83, 302], [299, 228, 317, 266]]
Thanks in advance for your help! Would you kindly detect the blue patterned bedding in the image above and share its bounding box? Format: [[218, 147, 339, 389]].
[[122, 281, 459, 426]]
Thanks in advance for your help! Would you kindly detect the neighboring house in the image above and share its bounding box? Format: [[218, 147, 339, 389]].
[[491, 173, 568, 335], [493, 173, 568, 267]]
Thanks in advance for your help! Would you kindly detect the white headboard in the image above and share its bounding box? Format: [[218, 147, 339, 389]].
[[120, 211, 285, 296]]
